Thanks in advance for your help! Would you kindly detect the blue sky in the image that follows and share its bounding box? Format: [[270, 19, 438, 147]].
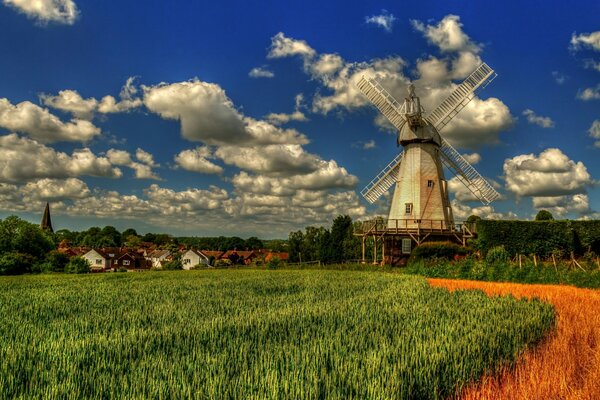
[[0, 0, 598, 238]]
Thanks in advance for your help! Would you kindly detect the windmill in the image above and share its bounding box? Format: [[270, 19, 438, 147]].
[[356, 63, 500, 251]]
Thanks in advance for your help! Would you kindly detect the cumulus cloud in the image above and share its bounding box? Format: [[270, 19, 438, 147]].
[[522, 109, 555, 128], [451, 199, 517, 221], [21, 178, 90, 201], [365, 9, 396, 32], [532, 194, 591, 217], [248, 66, 274, 78], [570, 31, 600, 52], [0, 98, 100, 142], [40, 77, 143, 119], [462, 153, 481, 164], [3, 0, 78, 25], [265, 23, 513, 149], [106, 148, 160, 180], [589, 120, 600, 148], [174, 147, 223, 174], [143, 79, 307, 146], [411, 15, 481, 53], [268, 32, 316, 59], [504, 148, 592, 197], [0, 133, 121, 182], [577, 85, 600, 101], [265, 94, 308, 125]]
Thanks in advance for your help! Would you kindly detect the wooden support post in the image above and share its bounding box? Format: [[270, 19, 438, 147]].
[[552, 253, 558, 272], [533, 254, 537, 267], [373, 236, 377, 264], [519, 254, 522, 269], [571, 252, 586, 272], [361, 236, 365, 264]]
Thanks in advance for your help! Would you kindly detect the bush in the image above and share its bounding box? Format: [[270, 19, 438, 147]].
[[0, 252, 35, 275], [485, 246, 509, 265], [411, 242, 469, 260], [39, 250, 70, 273], [162, 258, 183, 270], [267, 256, 281, 270], [535, 210, 554, 221], [65, 257, 91, 274]]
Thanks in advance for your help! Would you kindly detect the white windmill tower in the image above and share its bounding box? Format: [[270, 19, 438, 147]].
[[356, 63, 500, 258]]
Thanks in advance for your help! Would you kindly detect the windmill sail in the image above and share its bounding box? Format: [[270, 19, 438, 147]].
[[439, 139, 500, 204], [426, 63, 496, 131], [360, 152, 403, 204], [356, 76, 406, 131]]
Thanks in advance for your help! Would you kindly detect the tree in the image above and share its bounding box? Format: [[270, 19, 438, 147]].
[[535, 210, 554, 221], [288, 230, 304, 262], [0, 252, 35, 275], [65, 257, 91, 274], [330, 215, 353, 262], [101, 226, 122, 246], [39, 250, 70, 273], [162, 255, 183, 270], [0, 216, 54, 260], [466, 215, 482, 224], [121, 228, 138, 239], [245, 236, 264, 250]]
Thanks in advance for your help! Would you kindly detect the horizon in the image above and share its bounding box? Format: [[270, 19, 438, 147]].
[[0, 1, 598, 238]]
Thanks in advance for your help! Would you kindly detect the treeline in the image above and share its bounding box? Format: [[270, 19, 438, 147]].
[[287, 215, 363, 263]]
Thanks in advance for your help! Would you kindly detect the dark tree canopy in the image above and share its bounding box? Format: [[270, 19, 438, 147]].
[[535, 210, 554, 221]]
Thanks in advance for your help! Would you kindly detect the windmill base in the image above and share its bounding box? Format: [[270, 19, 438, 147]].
[[355, 219, 475, 266]]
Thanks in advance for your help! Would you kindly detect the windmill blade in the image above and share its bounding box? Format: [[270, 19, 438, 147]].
[[439, 139, 500, 205], [356, 76, 406, 131], [427, 63, 497, 132], [360, 152, 403, 204]]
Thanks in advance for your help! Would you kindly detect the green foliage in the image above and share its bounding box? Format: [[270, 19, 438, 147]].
[[0, 271, 554, 398], [0, 216, 54, 260], [476, 220, 600, 257], [0, 252, 36, 275], [39, 250, 70, 273], [411, 242, 469, 260], [64, 257, 91, 274], [535, 210, 554, 221], [485, 245, 509, 265], [162, 256, 183, 270], [406, 257, 600, 289], [266, 256, 281, 270]]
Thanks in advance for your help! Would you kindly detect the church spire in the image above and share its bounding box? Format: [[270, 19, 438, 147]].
[[41, 202, 53, 233]]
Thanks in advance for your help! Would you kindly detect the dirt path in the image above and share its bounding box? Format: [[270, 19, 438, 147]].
[[428, 279, 600, 400]]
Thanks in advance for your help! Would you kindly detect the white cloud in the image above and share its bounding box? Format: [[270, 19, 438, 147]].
[[248, 67, 274, 78], [365, 9, 396, 33], [265, 94, 308, 125], [522, 109, 555, 128], [106, 148, 160, 180], [411, 15, 481, 53], [462, 153, 481, 164], [352, 140, 376, 150], [174, 147, 223, 174], [589, 120, 600, 148], [583, 59, 600, 72], [532, 194, 591, 217], [3, 0, 78, 25], [577, 85, 600, 101], [21, 178, 90, 201], [135, 148, 156, 166], [41, 78, 143, 119], [0, 133, 121, 182], [265, 26, 513, 148], [570, 31, 600, 52], [451, 199, 517, 221], [143, 79, 307, 146], [267, 32, 316, 59], [0, 98, 100, 142], [504, 148, 592, 197]]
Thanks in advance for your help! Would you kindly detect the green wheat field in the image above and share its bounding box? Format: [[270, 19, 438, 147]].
[[0, 270, 554, 399]]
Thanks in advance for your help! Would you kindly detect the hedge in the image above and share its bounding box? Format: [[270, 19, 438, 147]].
[[476, 220, 600, 257]]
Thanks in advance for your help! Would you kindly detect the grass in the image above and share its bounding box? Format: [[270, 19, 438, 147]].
[[429, 279, 600, 400], [0, 270, 554, 399]]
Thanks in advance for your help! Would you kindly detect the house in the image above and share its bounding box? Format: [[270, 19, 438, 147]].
[[113, 252, 151, 271], [202, 250, 224, 263], [265, 252, 289, 262], [221, 250, 258, 265], [146, 249, 171, 268], [82, 249, 110, 272], [181, 249, 210, 269]]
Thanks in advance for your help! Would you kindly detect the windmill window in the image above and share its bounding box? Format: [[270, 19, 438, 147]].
[[405, 203, 413, 214], [402, 239, 412, 254], [427, 180, 433, 188]]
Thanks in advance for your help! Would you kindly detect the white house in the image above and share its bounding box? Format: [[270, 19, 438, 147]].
[[181, 249, 209, 270], [146, 249, 171, 268], [82, 249, 109, 271]]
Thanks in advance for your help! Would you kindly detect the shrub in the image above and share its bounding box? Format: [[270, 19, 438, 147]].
[[411, 242, 469, 260], [535, 210, 554, 221], [0, 252, 35, 275], [65, 257, 91, 274], [39, 250, 70, 273], [485, 246, 509, 265], [267, 256, 281, 270], [162, 258, 183, 270]]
